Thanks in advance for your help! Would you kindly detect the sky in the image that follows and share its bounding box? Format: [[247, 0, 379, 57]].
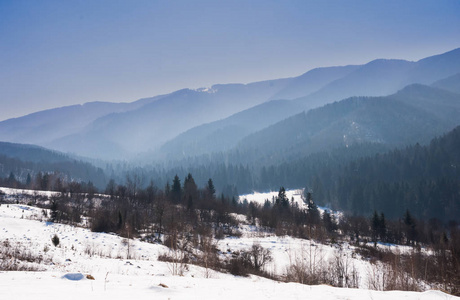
[[0, 0, 459, 121]]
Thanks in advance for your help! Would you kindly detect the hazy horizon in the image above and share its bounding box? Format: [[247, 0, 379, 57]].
[[1, 0, 459, 121]]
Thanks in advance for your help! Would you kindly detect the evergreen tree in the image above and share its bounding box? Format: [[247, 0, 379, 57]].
[[306, 192, 320, 225], [206, 178, 216, 198], [42, 173, 50, 190], [164, 181, 171, 197], [322, 210, 337, 233], [26, 173, 32, 187], [183, 173, 198, 204], [171, 175, 182, 204], [7, 172, 17, 187], [49, 197, 58, 223], [378, 213, 387, 242], [276, 186, 289, 208], [34, 172, 43, 190], [371, 211, 380, 246], [105, 179, 116, 199], [403, 209, 418, 245]]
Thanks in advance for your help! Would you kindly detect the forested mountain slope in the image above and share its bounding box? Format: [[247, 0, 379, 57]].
[[233, 84, 460, 165], [0, 141, 106, 188], [156, 99, 303, 160], [155, 49, 460, 163], [309, 125, 460, 221]]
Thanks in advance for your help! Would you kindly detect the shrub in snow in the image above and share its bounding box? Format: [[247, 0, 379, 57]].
[[158, 250, 189, 276], [227, 256, 249, 277], [51, 234, 60, 247], [226, 243, 273, 277]]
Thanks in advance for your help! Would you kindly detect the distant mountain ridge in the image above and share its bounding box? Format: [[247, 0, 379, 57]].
[[432, 73, 460, 94], [0, 95, 166, 145], [269, 65, 360, 100], [154, 49, 460, 162], [46, 79, 293, 158], [0, 48, 459, 160], [294, 48, 460, 109]]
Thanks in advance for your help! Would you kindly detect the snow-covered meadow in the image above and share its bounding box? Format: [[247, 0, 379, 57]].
[[239, 189, 345, 220], [0, 189, 457, 300], [239, 189, 305, 207]]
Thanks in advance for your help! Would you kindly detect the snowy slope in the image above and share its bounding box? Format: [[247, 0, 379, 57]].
[[0, 202, 456, 300], [0, 271, 449, 300], [0, 187, 61, 198], [239, 189, 342, 219], [240, 189, 305, 207]]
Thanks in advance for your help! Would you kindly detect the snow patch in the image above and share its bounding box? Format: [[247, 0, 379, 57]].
[[194, 87, 217, 93]]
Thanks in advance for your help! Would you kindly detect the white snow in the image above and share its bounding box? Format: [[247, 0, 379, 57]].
[[0, 201, 456, 299], [194, 87, 217, 93], [0, 271, 450, 300], [0, 187, 61, 198], [239, 189, 305, 207], [239, 189, 342, 219]]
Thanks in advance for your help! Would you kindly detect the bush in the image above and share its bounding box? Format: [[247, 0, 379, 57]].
[[225, 243, 273, 277], [227, 256, 249, 276], [158, 251, 189, 276], [52, 234, 60, 247], [90, 210, 117, 233]]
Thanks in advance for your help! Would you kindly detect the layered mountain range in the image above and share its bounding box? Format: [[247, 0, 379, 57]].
[[1, 48, 460, 163]]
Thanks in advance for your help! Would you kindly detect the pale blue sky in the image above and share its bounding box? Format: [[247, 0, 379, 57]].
[[1, 0, 459, 121]]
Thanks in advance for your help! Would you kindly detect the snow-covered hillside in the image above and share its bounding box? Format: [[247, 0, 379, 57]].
[[239, 189, 342, 220], [240, 189, 305, 207], [0, 186, 61, 198], [0, 200, 456, 300]]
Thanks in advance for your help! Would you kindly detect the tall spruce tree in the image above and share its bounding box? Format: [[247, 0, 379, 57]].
[[306, 192, 320, 225], [171, 175, 182, 204]]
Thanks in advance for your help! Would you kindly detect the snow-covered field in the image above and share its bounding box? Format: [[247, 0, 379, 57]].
[[0, 191, 457, 299], [239, 189, 342, 221], [239, 189, 305, 207], [0, 186, 61, 198]]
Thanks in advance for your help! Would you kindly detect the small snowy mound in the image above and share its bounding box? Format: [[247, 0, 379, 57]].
[[62, 273, 85, 281]]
